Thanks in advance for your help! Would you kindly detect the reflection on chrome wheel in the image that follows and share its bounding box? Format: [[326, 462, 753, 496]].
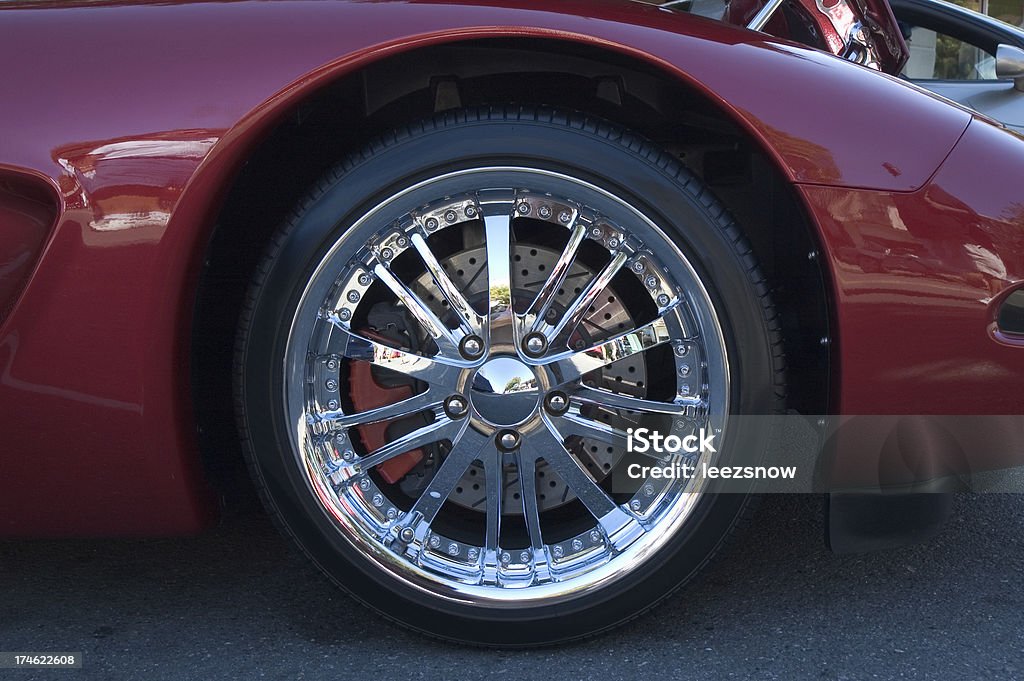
[[237, 108, 782, 645]]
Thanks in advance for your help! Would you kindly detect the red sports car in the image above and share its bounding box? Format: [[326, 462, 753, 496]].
[[1, 0, 1021, 646]]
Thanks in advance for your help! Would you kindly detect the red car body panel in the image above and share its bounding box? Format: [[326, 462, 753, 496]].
[[0, 0, 1018, 536]]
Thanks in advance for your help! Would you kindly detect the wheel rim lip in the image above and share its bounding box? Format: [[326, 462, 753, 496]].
[[283, 166, 731, 607]]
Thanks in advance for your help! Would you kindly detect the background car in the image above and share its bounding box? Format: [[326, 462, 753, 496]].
[[891, 0, 1024, 132], [1, 0, 1022, 646]]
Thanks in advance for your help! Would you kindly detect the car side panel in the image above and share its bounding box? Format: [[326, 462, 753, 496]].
[[0, 0, 978, 535], [798, 119, 1024, 417]]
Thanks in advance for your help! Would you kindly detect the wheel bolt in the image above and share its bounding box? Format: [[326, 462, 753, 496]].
[[380, 247, 394, 261], [445, 395, 469, 418], [338, 308, 352, 322], [656, 294, 670, 307], [545, 392, 568, 415], [357, 272, 372, 286], [523, 332, 547, 357], [399, 527, 415, 543], [498, 430, 520, 451], [460, 335, 484, 359]]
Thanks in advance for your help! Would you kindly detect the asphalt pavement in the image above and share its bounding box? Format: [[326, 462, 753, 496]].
[[2, 487, 1023, 680]]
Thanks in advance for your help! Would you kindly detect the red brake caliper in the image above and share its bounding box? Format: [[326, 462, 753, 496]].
[[348, 329, 424, 484]]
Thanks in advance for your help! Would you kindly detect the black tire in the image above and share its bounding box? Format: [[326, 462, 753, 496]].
[[234, 106, 784, 646]]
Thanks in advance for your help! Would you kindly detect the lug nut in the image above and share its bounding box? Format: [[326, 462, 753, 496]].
[[545, 392, 568, 415], [523, 332, 547, 357], [445, 395, 469, 418], [460, 335, 484, 359], [498, 430, 520, 451]]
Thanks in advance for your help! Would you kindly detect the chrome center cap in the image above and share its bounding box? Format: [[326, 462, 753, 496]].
[[470, 356, 540, 426]]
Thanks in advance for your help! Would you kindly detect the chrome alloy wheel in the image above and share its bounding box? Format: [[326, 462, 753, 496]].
[[284, 167, 729, 606]]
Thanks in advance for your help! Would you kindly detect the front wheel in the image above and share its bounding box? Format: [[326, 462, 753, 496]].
[[235, 107, 783, 645]]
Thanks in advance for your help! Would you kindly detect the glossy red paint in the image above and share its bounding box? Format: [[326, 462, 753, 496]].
[[0, 0, 1015, 536], [799, 118, 1024, 416]]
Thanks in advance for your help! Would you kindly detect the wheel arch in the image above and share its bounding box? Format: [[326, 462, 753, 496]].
[[184, 33, 833, 484]]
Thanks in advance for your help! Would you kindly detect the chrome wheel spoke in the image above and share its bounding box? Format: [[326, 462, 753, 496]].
[[315, 386, 446, 428], [409, 232, 484, 337], [523, 427, 619, 521], [515, 452, 545, 556], [327, 321, 464, 391], [359, 408, 461, 470], [522, 223, 588, 331], [547, 410, 630, 452], [571, 385, 702, 417], [482, 449, 503, 573], [538, 312, 675, 386], [483, 210, 515, 346], [372, 262, 463, 357], [406, 427, 490, 528], [541, 250, 627, 345]]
